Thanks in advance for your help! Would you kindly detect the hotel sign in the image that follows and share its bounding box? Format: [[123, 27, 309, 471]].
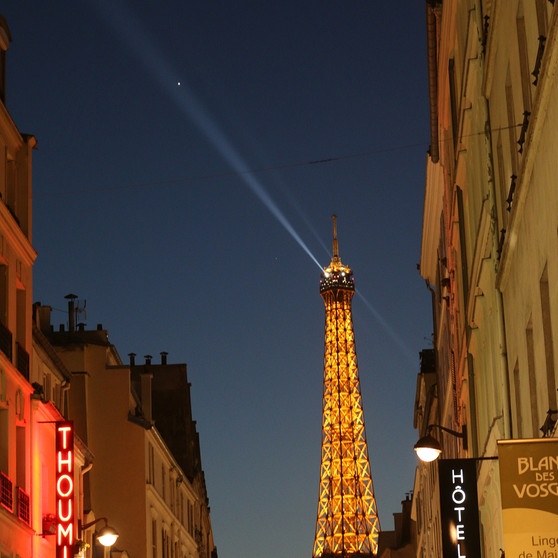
[[438, 459, 482, 558], [498, 439, 558, 558], [56, 420, 74, 558]]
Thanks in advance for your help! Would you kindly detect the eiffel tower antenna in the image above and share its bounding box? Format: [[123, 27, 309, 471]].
[[314, 216, 380, 558], [331, 214, 340, 263]]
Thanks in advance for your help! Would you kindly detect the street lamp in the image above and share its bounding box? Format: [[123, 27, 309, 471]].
[[414, 424, 468, 462], [79, 517, 119, 547]]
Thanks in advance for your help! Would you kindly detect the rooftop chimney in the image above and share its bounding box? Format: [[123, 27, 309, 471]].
[[33, 302, 52, 334], [141, 356, 153, 423], [160, 352, 168, 365], [65, 293, 78, 333]]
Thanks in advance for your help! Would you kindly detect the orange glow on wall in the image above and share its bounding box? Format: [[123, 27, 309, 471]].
[[56, 421, 74, 558]]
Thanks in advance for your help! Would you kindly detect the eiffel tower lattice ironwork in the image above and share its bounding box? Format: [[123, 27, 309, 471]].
[[312, 216, 380, 558]]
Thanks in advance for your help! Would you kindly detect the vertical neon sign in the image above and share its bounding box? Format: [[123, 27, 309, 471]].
[[56, 420, 74, 558], [438, 458, 481, 558]]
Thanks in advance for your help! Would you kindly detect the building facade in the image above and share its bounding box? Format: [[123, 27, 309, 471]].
[[415, 1, 558, 556], [1, 14, 217, 558], [34, 301, 217, 558], [0, 14, 39, 557], [0, 16, 92, 558]]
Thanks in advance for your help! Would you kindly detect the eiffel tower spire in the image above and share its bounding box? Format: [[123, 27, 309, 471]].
[[313, 216, 380, 558]]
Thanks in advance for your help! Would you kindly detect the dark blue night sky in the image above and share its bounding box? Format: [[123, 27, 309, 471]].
[[3, 2, 431, 557]]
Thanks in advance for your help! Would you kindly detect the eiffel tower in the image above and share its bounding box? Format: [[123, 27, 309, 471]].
[[312, 216, 380, 558]]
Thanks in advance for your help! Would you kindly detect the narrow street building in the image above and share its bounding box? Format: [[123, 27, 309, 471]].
[[34, 301, 217, 558], [0, 14, 217, 558], [0, 16, 91, 558], [416, 1, 558, 556], [0, 14, 38, 556]]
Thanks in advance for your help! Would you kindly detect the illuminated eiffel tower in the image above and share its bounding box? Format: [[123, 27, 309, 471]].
[[312, 216, 380, 558]]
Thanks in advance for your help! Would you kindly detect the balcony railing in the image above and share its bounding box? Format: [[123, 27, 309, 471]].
[[17, 486, 30, 525], [0, 471, 13, 512]]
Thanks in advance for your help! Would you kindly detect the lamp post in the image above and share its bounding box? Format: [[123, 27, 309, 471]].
[[413, 424, 499, 557], [79, 517, 119, 547], [413, 424, 467, 462]]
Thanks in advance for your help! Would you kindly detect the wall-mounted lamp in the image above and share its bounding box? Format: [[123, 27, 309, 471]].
[[79, 517, 119, 547], [414, 424, 468, 462]]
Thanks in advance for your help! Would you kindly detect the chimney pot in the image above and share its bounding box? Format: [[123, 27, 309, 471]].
[[144, 355, 152, 365], [97, 323, 103, 330], [65, 293, 77, 333], [129, 352, 136, 366], [160, 351, 168, 365]]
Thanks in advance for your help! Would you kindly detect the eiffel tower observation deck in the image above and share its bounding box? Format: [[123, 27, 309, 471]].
[[313, 216, 380, 558]]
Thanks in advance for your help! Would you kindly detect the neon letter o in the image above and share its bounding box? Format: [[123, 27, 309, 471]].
[[57, 474, 74, 498]]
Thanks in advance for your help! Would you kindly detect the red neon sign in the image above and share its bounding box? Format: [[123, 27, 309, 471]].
[[56, 421, 74, 558]]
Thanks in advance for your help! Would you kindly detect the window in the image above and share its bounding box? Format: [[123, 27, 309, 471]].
[[526, 318, 539, 436], [540, 265, 557, 409], [496, 138, 509, 228], [0, 41, 6, 103], [505, 69, 519, 173], [0, 407, 7, 477], [16, 285, 26, 354], [535, 0, 549, 37], [148, 443, 155, 484], [0, 263, 7, 328], [448, 58, 459, 154], [170, 472, 175, 512], [188, 501, 194, 536], [43, 373, 51, 403], [162, 528, 169, 558], [513, 361, 523, 437], [15, 388, 24, 420], [5, 159, 15, 213], [16, 426, 25, 488], [516, 3, 532, 112], [152, 518, 158, 558]]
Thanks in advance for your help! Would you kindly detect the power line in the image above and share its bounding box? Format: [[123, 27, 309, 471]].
[[33, 122, 521, 199]]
